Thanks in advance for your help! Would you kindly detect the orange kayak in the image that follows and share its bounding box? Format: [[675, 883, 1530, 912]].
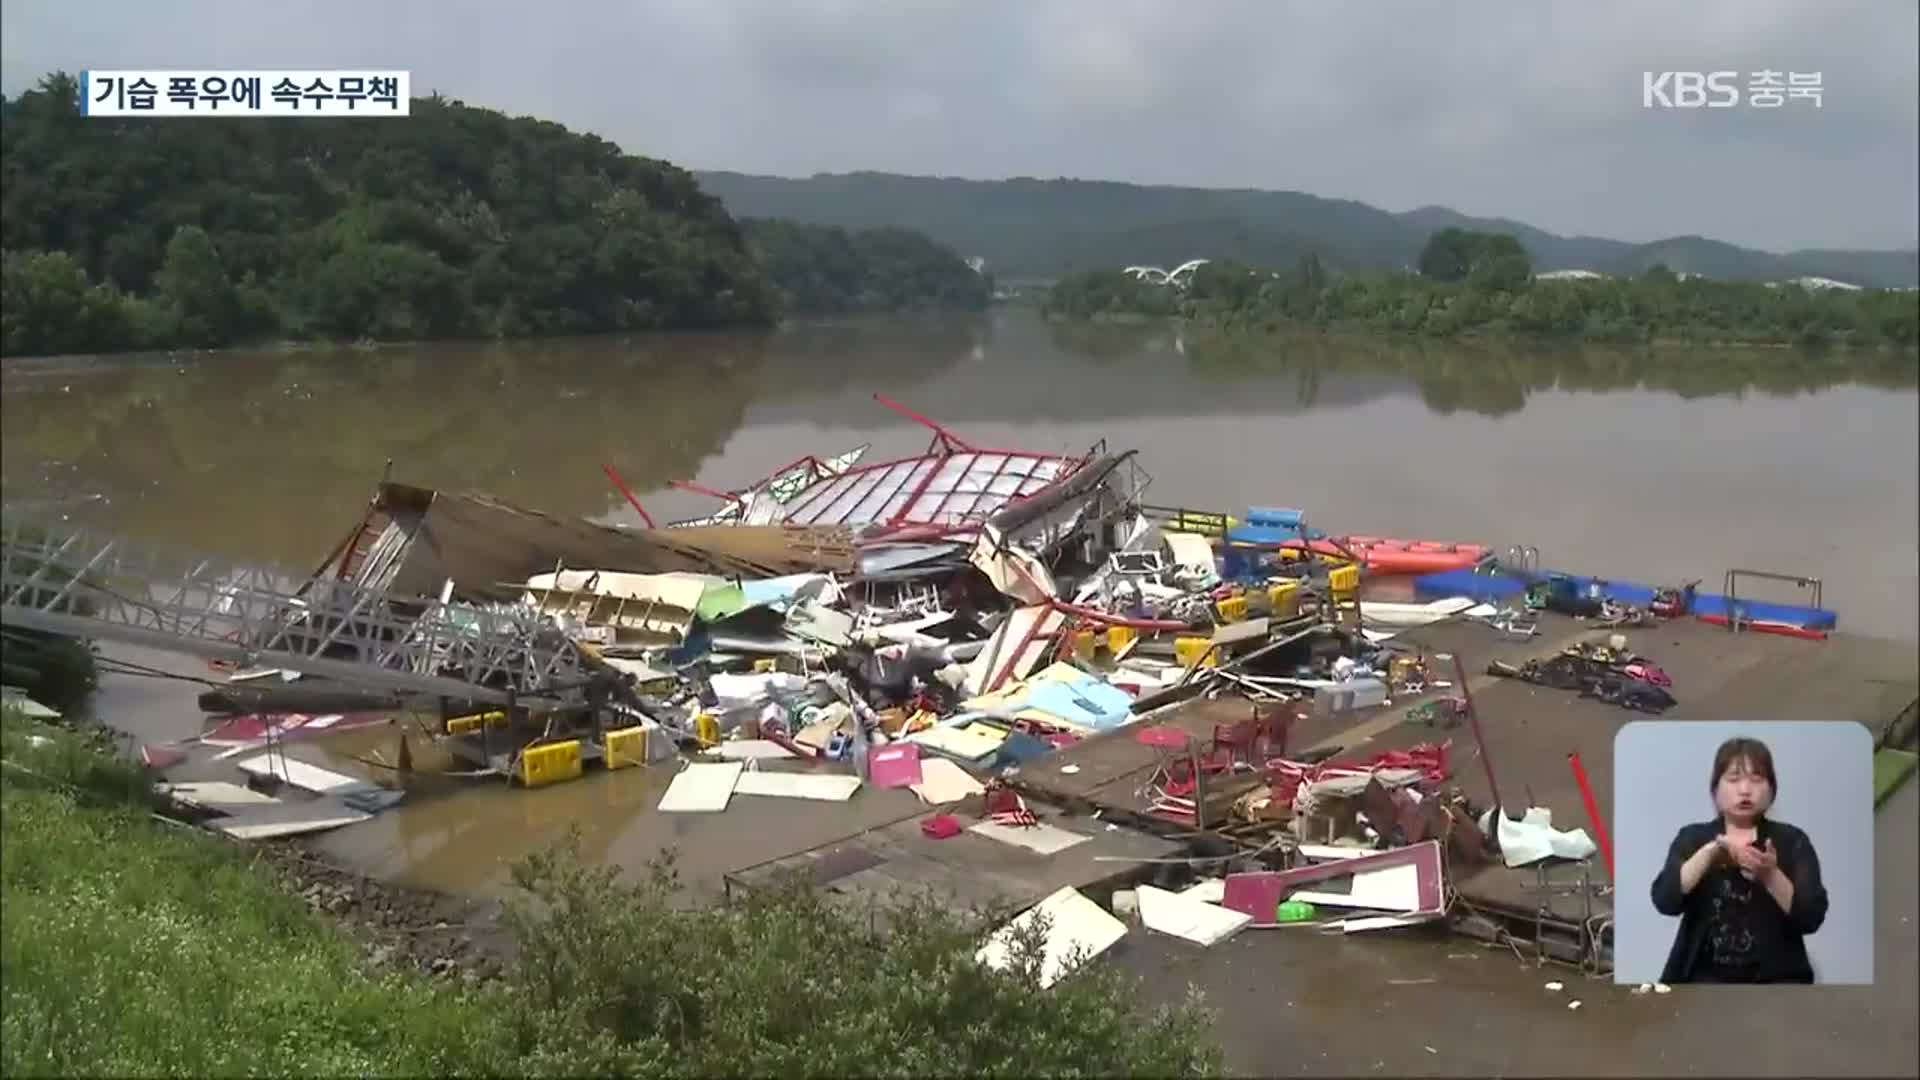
[[1286, 536, 1491, 575]]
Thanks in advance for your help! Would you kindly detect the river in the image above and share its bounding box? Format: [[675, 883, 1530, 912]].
[[5, 312, 1917, 1074], [6, 310, 1915, 641], [4, 312, 1917, 887]]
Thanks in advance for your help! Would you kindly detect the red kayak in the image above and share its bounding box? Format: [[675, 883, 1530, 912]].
[[1695, 614, 1829, 641], [1283, 536, 1491, 575]]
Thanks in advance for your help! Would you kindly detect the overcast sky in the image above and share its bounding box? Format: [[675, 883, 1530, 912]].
[[4, 0, 1915, 252]]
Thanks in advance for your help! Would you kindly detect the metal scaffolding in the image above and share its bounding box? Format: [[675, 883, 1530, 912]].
[[0, 510, 592, 706]]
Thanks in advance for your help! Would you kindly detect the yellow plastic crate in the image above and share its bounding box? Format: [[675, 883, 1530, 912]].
[[1107, 625, 1140, 654], [1216, 594, 1250, 623], [1174, 635, 1218, 669], [693, 712, 721, 746], [1268, 581, 1303, 619], [519, 739, 583, 788], [1328, 564, 1361, 595], [603, 725, 648, 770], [1072, 629, 1098, 661], [446, 710, 508, 735]]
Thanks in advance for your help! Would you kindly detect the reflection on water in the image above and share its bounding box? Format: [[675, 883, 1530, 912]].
[[3, 311, 1916, 642], [0, 318, 985, 565], [1047, 320, 1920, 417]]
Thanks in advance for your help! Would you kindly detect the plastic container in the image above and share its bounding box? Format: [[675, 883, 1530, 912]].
[[1268, 580, 1303, 619], [1275, 899, 1318, 923], [1174, 635, 1217, 668]]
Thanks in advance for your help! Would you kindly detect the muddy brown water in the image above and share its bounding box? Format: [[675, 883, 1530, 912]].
[[4, 314, 1917, 1073]]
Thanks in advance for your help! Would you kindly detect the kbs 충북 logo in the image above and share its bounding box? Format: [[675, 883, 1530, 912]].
[[82, 71, 412, 117], [1642, 71, 1822, 109]]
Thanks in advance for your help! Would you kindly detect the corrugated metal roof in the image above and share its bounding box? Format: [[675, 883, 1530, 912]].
[[778, 450, 1077, 528]]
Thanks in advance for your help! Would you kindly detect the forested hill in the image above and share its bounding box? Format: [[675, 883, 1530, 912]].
[[0, 75, 985, 358], [694, 170, 1920, 288], [740, 219, 989, 316]]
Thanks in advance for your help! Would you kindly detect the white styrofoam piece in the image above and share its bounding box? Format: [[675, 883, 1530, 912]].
[[968, 820, 1091, 855], [157, 781, 282, 809], [233, 753, 373, 795], [1180, 878, 1226, 904], [1357, 597, 1478, 627], [1291, 863, 1423, 912], [1298, 844, 1372, 861], [657, 762, 744, 813], [976, 886, 1128, 989], [731, 770, 861, 801], [215, 803, 372, 840], [1481, 805, 1600, 867], [1136, 884, 1253, 946], [1339, 912, 1441, 933]]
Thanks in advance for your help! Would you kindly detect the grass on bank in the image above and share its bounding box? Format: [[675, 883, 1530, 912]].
[[0, 711, 494, 1077], [1873, 748, 1917, 808], [0, 707, 1223, 1077]]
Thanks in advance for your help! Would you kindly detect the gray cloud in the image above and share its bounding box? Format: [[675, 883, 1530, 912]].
[[3, 0, 1914, 251]]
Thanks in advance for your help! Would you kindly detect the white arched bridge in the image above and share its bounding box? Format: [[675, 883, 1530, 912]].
[[1122, 258, 1210, 289]]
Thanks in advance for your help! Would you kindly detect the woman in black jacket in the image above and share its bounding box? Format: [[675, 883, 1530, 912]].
[[1650, 735, 1829, 983]]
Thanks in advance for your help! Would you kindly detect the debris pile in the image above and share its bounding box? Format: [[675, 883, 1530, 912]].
[[78, 397, 1773, 988]]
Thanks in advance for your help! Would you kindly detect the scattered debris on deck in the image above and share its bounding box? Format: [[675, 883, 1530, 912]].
[[0, 393, 1859, 983]]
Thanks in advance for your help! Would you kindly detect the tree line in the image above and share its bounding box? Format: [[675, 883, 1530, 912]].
[[1043, 229, 1920, 349], [0, 74, 987, 359], [740, 218, 990, 316], [695, 170, 1920, 288]]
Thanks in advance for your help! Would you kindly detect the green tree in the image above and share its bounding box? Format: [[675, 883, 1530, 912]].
[[1421, 228, 1532, 287], [151, 225, 243, 347], [0, 250, 137, 355], [0, 71, 986, 357], [1041, 253, 1917, 351], [1417, 228, 1477, 281]]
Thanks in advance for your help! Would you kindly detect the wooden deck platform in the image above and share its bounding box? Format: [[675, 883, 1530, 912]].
[[1391, 614, 1914, 913], [1008, 611, 1919, 928]]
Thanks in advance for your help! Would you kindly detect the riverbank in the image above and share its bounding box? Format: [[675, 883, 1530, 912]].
[[0, 711, 500, 1075], [1049, 311, 1920, 354], [1041, 258, 1920, 351], [0, 706, 1222, 1076]]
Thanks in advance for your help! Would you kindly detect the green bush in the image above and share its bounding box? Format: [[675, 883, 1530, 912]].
[[498, 839, 1221, 1077], [2, 715, 1224, 1077]]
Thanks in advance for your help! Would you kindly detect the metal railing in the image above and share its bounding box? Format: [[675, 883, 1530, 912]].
[[0, 510, 592, 706], [1722, 568, 1824, 630]]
